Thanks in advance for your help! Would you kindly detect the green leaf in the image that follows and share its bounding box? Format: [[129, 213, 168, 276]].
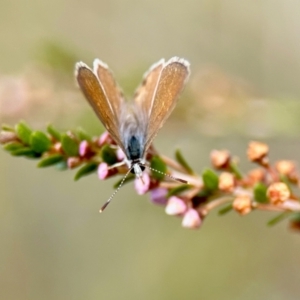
[[74, 162, 98, 181], [150, 155, 167, 181], [76, 127, 91, 141], [37, 154, 64, 168], [15, 121, 32, 145], [267, 212, 291, 226], [101, 145, 117, 165], [196, 189, 212, 198], [47, 124, 61, 141], [175, 149, 194, 174], [254, 183, 268, 203], [229, 163, 243, 180], [167, 184, 190, 197], [3, 142, 24, 152], [30, 131, 51, 153], [1, 124, 15, 131], [202, 168, 219, 191], [279, 175, 294, 193], [113, 174, 135, 189], [11, 147, 41, 158], [218, 204, 233, 215], [61, 134, 79, 156]]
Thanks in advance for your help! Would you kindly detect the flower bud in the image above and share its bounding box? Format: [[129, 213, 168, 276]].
[[165, 196, 187, 215], [97, 162, 118, 180], [134, 172, 151, 195], [210, 149, 230, 169], [98, 132, 113, 147], [149, 188, 168, 205], [275, 160, 296, 176], [247, 141, 269, 164], [0, 131, 18, 144], [182, 209, 202, 229], [247, 168, 265, 185], [218, 172, 235, 192], [233, 194, 252, 215], [116, 148, 125, 161], [53, 142, 63, 152], [267, 182, 290, 205], [79, 140, 92, 157], [67, 157, 81, 169]]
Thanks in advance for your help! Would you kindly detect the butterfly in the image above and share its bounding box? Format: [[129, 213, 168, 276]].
[[75, 57, 190, 211]]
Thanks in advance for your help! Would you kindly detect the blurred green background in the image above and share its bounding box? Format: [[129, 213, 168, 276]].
[[1, 1, 300, 299]]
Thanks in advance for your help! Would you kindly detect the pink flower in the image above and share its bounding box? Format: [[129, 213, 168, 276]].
[[98, 132, 112, 146], [67, 157, 81, 169], [53, 142, 62, 152], [182, 209, 202, 229], [134, 172, 150, 195], [0, 131, 17, 144], [165, 196, 187, 215], [116, 148, 125, 161], [150, 188, 168, 205], [79, 140, 89, 157], [98, 162, 109, 180], [97, 162, 118, 180]]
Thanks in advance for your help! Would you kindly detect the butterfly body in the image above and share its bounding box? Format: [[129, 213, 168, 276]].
[[116, 101, 148, 176], [119, 104, 147, 160]]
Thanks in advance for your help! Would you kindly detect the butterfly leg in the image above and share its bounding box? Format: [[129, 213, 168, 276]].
[[107, 161, 126, 170]]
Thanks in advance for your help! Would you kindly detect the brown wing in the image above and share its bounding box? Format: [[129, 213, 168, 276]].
[[134, 59, 164, 114], [93, 59, 125, 119], [75, 62, 124, 149], [144, 57, 190, 151]]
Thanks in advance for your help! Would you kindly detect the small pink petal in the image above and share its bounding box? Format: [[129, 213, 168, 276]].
[[182, 209, 202, 229], [150, 188, 168, 205], [53, 142, 62, 152], [116, 148, 125, 161], [67, 157, 81, 169], [134, 172, 150, 195], [98, 162, 109, 180], [0, 131, 17, 144], [165, 196, 187, 215], [98, 132, 111, 146], [79, 140, 89, 157]]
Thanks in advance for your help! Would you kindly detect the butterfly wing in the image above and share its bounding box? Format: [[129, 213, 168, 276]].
[[75, 62, 125, 151], [135, 57, 190, 153], [134, 59, 164, 114], [93, 59, 125, 120]]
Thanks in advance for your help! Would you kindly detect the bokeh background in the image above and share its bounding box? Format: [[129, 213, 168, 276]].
[[1, 1, 300, 299]]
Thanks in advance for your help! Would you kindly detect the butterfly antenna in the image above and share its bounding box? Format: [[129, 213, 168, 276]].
[[146, 166, 189, 184], [99, 168, 132, 213]]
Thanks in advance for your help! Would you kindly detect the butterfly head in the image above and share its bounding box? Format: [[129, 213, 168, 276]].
[[130, 159, 146, 176]]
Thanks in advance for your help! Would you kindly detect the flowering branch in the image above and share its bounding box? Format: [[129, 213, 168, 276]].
[[1, 121, 300, 231]]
